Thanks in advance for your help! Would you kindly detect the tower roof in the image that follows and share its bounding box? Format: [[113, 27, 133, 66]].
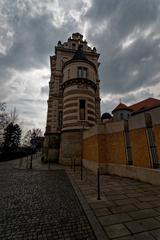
[[63, 44, 97, 71], [101, 112, 112, 120], [72, 45, 87, 60]]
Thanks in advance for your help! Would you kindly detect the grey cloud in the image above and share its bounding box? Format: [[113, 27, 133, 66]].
[[42, 75, 50, 79], [0, 0, 78, 77], [86, 0, 159, 36], [122, 90, 154, 105], [41, 86, 49, 96], [101, 99, 116, 115], [101, 89, 154, 115], [84, 0, 160, 95], [102, 35, 160, 94], [0, 0, 79, 130], [0, 0, 160, 130], [85, 0, 119, 21], [0, 15, 65, 71]]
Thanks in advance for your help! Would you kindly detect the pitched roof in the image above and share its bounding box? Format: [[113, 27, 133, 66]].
[[112, 98, 160, 115], [129, 98, 160, 112], [112, 103, 132, 113]]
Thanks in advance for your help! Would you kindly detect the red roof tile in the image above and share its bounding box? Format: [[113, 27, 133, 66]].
[[112, 98, 160, 115], [129, 98, 160, 112], [112, 103, 131, 113]]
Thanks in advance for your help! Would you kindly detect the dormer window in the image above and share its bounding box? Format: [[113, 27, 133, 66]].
[[77, 67, 87, 78]]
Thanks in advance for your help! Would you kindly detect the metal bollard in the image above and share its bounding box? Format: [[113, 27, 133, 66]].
[[81, 159, 83, 180], [26, 155, 28, 169], [73, 157, 75, 172], [19, 158, 23, 168], [30, 155, 32, 169], [97, 168, 101, 200], [48, 159, 51, 170]]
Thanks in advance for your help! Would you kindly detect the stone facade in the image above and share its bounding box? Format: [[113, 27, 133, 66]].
[[44, 33, 101, 164]]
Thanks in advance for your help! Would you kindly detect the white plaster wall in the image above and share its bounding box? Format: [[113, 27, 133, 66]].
[[128, 113, 146, 130]]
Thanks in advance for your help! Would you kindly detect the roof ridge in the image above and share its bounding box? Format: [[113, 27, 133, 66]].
[[129, 97, 159, 108]]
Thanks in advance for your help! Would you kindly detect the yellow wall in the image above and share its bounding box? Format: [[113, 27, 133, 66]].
[[153, 124, 160, 161], [83, 135, 99, 162], [83, 132, 126, 165], [97, 134, 107, 163], [105, 132, 126, 164], [130, 128, 151, 168], [83, 124, 159, 169]]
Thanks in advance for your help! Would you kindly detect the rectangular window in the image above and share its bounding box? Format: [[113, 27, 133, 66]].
[[68, 69, 70, 79], [78, 67, 82, 77], [79, 100, 86, 120], [77, 67, 87, 78], [58, 111, 63, 128], [120, 113, 123, 120], [83, 68, 87, 78]]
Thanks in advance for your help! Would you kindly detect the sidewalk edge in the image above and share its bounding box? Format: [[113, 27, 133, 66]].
[[67, 171, 109, 240]]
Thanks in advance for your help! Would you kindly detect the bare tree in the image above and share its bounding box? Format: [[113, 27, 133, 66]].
[[22, 128, 43, 148], [9, 107, 18, 124]]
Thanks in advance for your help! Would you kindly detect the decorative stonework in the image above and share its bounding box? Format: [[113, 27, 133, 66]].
[[44, 33, 101, 163], [62, 78, 97, 91]]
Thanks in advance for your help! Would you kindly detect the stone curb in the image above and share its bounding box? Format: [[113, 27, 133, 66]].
[[67, 171, 109, 240]]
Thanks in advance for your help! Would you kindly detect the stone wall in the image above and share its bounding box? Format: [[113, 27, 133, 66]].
[[43, 133, 60, 162], [105, 122, 126, 165], [59, 130, 82, 165]]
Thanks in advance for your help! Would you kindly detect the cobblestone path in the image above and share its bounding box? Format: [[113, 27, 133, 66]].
[[0, 167, 96, 240]]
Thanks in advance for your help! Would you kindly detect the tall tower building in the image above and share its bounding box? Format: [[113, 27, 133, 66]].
[[44, 33, 101, 164]]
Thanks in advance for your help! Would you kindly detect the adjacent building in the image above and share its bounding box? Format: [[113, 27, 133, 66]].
[[102, 98, 160, 123], [113, 97, 160, 120]]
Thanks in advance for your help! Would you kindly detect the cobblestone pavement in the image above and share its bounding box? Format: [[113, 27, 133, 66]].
[[3, 157, 160, 239], [0, 161, 96, 240], [70, 167, 160, 240]]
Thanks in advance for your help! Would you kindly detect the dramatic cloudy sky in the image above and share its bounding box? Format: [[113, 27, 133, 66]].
[[0, 0, 160, 132]]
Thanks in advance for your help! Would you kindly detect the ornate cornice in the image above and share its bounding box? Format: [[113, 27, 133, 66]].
[[62, 78, 97, 91]]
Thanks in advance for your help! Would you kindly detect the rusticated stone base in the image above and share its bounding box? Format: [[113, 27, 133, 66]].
[[59, 130, 82, 165], [43, 133, 60, 162]]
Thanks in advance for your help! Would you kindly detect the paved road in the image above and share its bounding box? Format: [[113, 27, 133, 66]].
[[0, 163, 96, 239]]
